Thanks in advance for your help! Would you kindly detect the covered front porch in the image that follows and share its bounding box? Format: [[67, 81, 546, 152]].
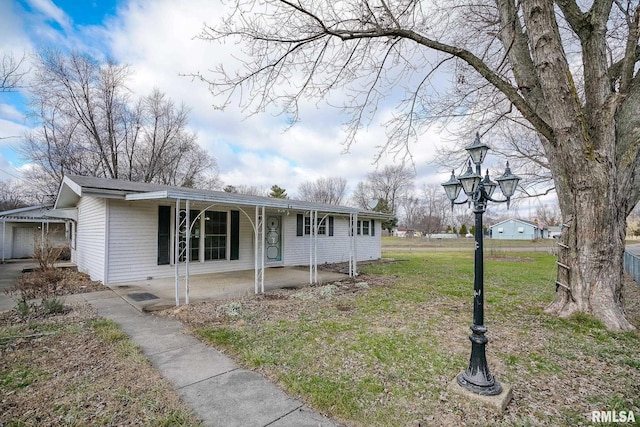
[[108, 266, 348, 312]]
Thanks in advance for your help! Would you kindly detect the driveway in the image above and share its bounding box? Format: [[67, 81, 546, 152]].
[[0, 260, 38, 312]]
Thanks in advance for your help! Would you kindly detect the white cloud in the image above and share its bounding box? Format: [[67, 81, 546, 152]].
[[5, 0, 455, 199], [0, 104, 25, 123], [25, 0, 71, 30]]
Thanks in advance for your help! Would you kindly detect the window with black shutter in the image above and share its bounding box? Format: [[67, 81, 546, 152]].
[[158, 206, 171, 265]]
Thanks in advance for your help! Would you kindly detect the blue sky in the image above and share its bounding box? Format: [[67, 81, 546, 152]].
[[0, 0, 550, 221]]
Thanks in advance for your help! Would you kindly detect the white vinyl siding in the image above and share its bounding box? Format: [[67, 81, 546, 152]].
[[106, 200, 256, 283], [75, 197, 106, 282], [284, 215, 381, 266], [74, 197, 383, 284]]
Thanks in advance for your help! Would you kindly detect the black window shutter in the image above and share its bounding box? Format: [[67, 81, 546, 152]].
[[328, 216, 334, 236], [371, 219, 375, 236], [158, 206, 171, 265], [296, 214, 303, 236], [230, 210, 240, 260]]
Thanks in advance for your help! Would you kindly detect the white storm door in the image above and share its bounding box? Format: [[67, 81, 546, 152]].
[[265, 215, 282, 264]]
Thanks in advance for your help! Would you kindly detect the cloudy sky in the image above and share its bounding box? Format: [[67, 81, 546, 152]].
[[0, 0, 461, 200]]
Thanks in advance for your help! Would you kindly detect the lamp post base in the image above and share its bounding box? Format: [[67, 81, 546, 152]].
[[449, 377, 513, 412], [456, 372, 503, 396]]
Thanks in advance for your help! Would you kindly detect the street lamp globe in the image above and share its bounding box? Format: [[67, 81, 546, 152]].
[[442, 170, 462, 203], [495, 161, 521, 198], [465, 132, 490, 166], [458, 161, 482, 196], [482, 170, 498, 198]]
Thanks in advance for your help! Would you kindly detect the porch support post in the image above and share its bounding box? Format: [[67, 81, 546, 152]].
[[2, 219, 5, 263], [185, 200, 190, 305], [175, 198, 181, 306], [313, 211, 318, 283], [254, 206, 259, 294], [261, 205, 266, 293], [314, 211, 318, 283], [309, 211, 313, 284], [352, 212, 358, 277]]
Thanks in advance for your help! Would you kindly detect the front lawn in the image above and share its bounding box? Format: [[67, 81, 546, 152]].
[[0, 304, 203, 426], [163, 252, 640, 426]]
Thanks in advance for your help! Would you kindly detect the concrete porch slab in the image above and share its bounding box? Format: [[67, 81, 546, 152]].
[[108, 266, 348, 311]]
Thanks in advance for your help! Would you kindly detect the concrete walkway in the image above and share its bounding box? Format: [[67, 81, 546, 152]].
[[66, 290, 340, 427], [0, 263, 340, 427]]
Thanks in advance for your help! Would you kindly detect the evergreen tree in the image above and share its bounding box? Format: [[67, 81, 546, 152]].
[[269, 185, 287, 199]]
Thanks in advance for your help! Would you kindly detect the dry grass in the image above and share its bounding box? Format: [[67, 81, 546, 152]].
[[1, 275, 202, 426], [6, 268, 107, 301]]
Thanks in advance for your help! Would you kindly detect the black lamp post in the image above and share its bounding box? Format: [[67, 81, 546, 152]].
[[441, 133, 521, 396]]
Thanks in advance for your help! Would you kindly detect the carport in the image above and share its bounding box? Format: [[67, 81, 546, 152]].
[[0, 206, 72, 262]]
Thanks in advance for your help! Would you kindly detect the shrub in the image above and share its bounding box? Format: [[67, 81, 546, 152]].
[[14, 299, 33, 320], [41, 297, 65, 314], [33, 232, 64, 270], [8, 269, 65, 301]]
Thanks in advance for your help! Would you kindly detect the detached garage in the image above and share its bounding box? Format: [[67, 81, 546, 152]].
[[0, 206, 71, 261]]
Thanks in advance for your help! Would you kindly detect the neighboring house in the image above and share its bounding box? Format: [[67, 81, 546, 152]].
[[53, 176, 389, 287], [0, 206, 71, 261], [489, 218, 547, 240], [547, 225, 562, 238], [392, 228, 422, 238]]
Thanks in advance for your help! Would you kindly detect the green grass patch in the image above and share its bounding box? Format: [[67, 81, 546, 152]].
[[190, 251, 640, 426], [89, 318, 128, 342]]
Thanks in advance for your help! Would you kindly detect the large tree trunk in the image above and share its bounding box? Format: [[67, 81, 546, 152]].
[[545, 164, 635, 331], [546, 194, 634, 330]]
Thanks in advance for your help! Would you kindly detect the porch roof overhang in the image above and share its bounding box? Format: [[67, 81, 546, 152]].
[[55, 175, 392, 220], [124, 190, 392, 219]]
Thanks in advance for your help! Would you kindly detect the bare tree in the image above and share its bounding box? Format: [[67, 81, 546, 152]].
[[351, 181, 375, 209], [223, 184, 267, 196], [398, 195, 424, 229], [399, 184, 451, 235], [420, 183, 450, 235], [21, 50, 219, 195], [0, 180, 29, 210], [297, 177, 347, 204], [535, 203, 562, 227], [368, 165, 415, 214], [1, 52, 28, 92], [196, 0, 640, 330]]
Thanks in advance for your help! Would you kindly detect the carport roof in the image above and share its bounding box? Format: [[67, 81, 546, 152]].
[[55, 175, 391, 218], [0, 205, 69, 222]]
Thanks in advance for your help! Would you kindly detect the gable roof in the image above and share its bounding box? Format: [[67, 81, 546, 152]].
[[55, 175, 391, 218], [489, 218, 541, 230]]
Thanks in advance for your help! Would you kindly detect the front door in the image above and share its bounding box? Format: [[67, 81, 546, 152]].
[[265, 215, 282, 264]]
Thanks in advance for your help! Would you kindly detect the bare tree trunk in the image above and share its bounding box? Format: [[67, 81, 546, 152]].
[[546, 169, 634, 331]]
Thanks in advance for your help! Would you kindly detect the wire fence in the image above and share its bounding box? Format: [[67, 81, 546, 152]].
[[624, 250, 640, 286]]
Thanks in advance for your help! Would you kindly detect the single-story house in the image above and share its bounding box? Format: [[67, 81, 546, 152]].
[[0, 205, 71, 261], [489, 218, 547, 240], [53, 176, 389, 294]]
